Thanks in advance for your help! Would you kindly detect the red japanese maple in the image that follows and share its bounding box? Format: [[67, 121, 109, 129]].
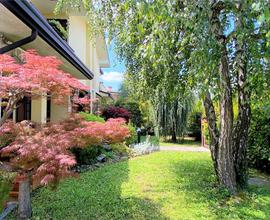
[[0, 115, 130, 187], [0, 50, 89, 126]]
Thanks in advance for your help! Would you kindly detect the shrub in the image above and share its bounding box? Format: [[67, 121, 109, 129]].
[[248, 108, 270, 174], [111, 143, 132, 156], [71, 146, 100, 165], [115, 101, 143, 127], [125, 124, 137, 146], [102, 106, 131, 122], [0, 115, 130, 187], [79, 112, 105, 123]]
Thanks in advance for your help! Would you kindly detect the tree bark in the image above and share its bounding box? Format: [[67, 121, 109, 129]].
[[18, 174, 32, 220], [233, 43, 251, 187], [171, 121, 177, 143], [217, 46, 236, 193], [209, 0, 237, 193], [0, 108, 14, 127], [203, 91, 219, 177], [0, 98, 18, 127]]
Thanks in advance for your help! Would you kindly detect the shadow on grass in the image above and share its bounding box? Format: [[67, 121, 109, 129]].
[[30, 161, 168, 220], [170, 157, 270, 220]]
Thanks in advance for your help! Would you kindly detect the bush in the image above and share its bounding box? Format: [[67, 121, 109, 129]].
[[248, 108, 270, 174], [102, 106, 131, 122], [111, 143, 132, 156], [71, 146, 101, 166], [115, 101, 143, 127], [125, 124, 137, 146], [79, 112, 105, 123]]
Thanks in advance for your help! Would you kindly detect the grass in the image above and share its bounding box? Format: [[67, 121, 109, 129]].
[[26, 152, 270, 220]]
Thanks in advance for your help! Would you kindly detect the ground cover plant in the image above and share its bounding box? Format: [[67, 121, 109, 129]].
[[26, 152, 270, 220]]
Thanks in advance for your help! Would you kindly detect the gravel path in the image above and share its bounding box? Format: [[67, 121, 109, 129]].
[[160, 146, 210, 152]]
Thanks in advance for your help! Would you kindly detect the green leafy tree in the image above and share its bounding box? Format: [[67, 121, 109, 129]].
[[56, 0, 270, 193]]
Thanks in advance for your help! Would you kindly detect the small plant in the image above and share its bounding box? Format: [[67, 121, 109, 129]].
[[125, 124, 137, 146], [111, 143, 132, 156], [79, 112, 105, 123]]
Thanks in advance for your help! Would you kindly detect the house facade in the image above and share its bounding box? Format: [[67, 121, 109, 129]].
[[0, 0, 110, 124]]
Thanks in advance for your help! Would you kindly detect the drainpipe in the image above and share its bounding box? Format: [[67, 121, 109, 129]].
[[0, 29, 38, 54], [0, 34, 5, 120]]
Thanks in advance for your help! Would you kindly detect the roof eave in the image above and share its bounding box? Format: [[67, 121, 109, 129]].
[[1, 0, 93, 79]]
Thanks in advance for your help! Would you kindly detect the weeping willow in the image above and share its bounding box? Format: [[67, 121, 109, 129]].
[[154, 92, 194, 142]]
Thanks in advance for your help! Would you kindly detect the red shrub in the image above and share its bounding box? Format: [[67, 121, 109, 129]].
[[0, 115, 130, 187], [102, 106, 131, 122]]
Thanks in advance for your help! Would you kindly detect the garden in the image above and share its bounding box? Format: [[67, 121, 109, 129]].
[[1, 0, 270, 219]]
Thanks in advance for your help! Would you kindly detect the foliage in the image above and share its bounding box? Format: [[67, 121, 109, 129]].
[[0, 50, 89, 126], [25, 152, 270, 219], [125, 123, 137, 146], [115, 100, 143, 127], [248, 107, 270, 174], [0, 170, 16, 211], [56, 0, 270, 191], [187, 112, 202, 141], [155, 92, 194, 142], [71, 146, 100, 166], [0, 116, 130, 187], [110, 143, 132, 156], [0, 120, 19, 149], [79, 112, 105, 123], [101, 106, 131, 122], [48, 19, 68, 40]]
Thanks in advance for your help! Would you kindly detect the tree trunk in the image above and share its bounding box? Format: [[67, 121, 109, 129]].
[[171, 128, 177, 143], [0, 108, 14, 127], [171, 119, 177, 143], [217, 49, 236, 193], [0, 98, 18, 127], [203, 91, 219, 177], [18, 174, 32, 220], [233, 41, 251, 187], [210, 0, 237, 193]]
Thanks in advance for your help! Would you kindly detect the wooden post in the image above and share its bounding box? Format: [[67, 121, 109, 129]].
[[18, 174, 31, 220]]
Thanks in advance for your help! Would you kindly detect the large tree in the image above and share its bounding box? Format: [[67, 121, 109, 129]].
[[57, 0, 270, 193]]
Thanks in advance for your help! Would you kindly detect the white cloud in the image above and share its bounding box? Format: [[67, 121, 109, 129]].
[[101, 71, 124, 82]]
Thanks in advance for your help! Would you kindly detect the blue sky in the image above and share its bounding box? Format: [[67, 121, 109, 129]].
[[101, 42, 126, 91]]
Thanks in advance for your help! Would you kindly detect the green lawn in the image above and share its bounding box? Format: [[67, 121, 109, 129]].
[[28, 152, 270, 220]]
